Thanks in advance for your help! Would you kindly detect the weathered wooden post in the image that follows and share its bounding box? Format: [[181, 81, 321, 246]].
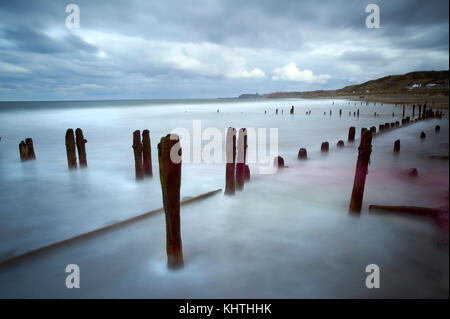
[[435, 125, 440, 133], [290, 106, 294, 115], [158, 134, 183, 269], [321, 142, 329, 152], [418, 104, 422, 118], [423, 104, 427, 118], [379, 124, 384, 132], [412, 104, 415, 118], [25, 138, 36, 160], [361, 128, 367, 137], [19, 141, 28, 162], [244, 165, 250, 181], [402, 105, 405, 118], [276, 109, 278, 115], [420, 131, 426, 139], [75, 128, 87, 167], [225, 127, 236, 195], [394, 140, 400, 153], [142, 130, 153, 177], [349, 130, 372, 213], [357, 109, 359, 117], [298, 148, 307, 159], [132, 130, 144, 180], [370, 126, 376, 134], [348, 126, 356, 142], [236, 128, 247, 191], [337, 140, 344, 148], [339, 109, 342, 116], [65, 129, 77, 169], [273, 156, 285, 169]]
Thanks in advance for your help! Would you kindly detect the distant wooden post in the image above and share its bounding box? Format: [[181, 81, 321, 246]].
[[244, 165, 250, 181], [25, 138, 36, 160], [348, 126, 356, 142], [402, 105, 405, 118], [337, 140, 344, 148], [370, 126, 376, 134], [65, 129, 77, 169], [412, 104, 415, 118], [349, 130, 372, 213], [422, 104, 426, 118], [298, 148, 307, 159], [394, 140, 400, 153], [225, 127, 236, 195], [19, 141, 28, 162], [158, 134, 183, 270], [357, 109, 359, 117], [418, 104, 422, 117], [236, 128, 247, 191], [420, 131, 426, 139], [290, 106, 294, 115], [379, 124, 384, 132], [321, 142, 329, 152], [132, 130, 144, 180], [142, 130, 153, 177], [75, 128, 87, 167], [339, 109, 342, 116], [435, 125, 441, 133]]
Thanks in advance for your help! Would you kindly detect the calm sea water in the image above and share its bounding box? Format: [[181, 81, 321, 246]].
[[0, 98, 448, 297]]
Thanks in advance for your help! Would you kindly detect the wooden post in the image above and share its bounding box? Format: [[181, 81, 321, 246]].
[[25, 138, 36, 160], [357, 109, 359, 117], [75, 128, 87, 167], [435, 125, 441, 133], [337, 140, 344, 148], [394, 140, 400, 153], [321, 142, 329, 152], [290, 106, 294, 114], [349, 130, 372, 213], [418, 104, 422, 117], [423, 104, 426, 118], [298, 148, 307, 159], [420, 131, 426, 139], [158, 134, 183, 270], [132, 130, 144, 180], [273, 156, 285, 169], [402, 105, 405, 118], [379, 124, 384, 132], [142, 129, 153, 177], [19, 141, 28, 162], [65, 129, 77, 169], [225, 127, 236, 195], [370, 126, 376, 134], [412, 104, 415, 118], [236, 128, 247, 191], [339, 109, 342, 116], [348, 126, 355, 142], [244, 165, 250, 181]]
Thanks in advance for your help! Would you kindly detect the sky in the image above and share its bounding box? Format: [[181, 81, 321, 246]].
[[0, 0, 448, 101]]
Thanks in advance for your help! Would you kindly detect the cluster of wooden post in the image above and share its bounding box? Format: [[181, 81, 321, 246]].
[[19, 138, 36, 162], [65, 129, 87, 169], [132, 129, 153, 180], [225, 127, 248, 194]]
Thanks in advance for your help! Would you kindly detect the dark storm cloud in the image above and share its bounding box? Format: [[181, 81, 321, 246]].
[[0, 0, 448, 100]]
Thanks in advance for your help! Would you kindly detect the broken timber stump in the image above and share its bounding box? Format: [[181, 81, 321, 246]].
[[225, 127, 236, 195], [132, 130, 144, 180], [349, 130, 372, 213], [75, 128, 87, 167], [158, 134, 183, 270], [394, 139, 400, 153], [244, 164, 250, 181], [19, 141, 28, 162], [298, 148, 307, 159], [348, 126, 356, 142], [142, 129, 153, 177], [25, 138, 36, 160], [65, 129, 77, 169], [236, 128, 247, 191]]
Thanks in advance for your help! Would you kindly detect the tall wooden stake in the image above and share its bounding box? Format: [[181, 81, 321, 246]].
[[349, 130, 372, 213], [65, 129, 77, 169], [142, 129, 153, 177], [236, 128, 247, 191], [132, 130, 144, 180], [75, 128, 87, 167], [225, 127, 236, 195], [158, 134, 183, 269]]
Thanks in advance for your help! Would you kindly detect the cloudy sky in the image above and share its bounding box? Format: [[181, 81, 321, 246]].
[[0, 0, 448, 100]]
